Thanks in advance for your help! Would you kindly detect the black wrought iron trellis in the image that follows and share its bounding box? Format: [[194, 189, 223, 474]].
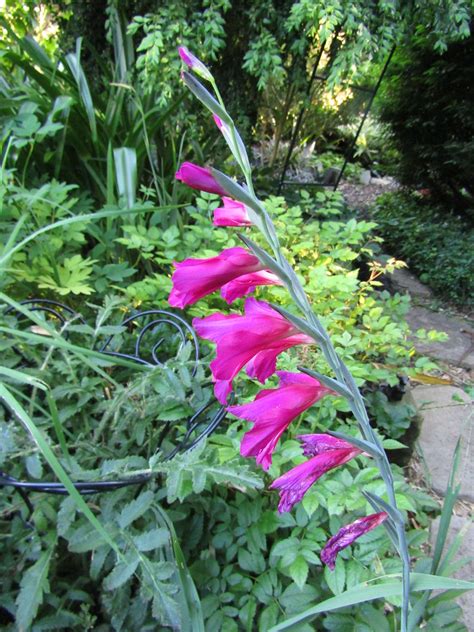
[[277, 44, 396, 194], [0, 299, 227, 508]]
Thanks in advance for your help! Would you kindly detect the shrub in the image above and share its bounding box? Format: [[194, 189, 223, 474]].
[[371, 191, 474, 308], [379, 34, 474, 215]]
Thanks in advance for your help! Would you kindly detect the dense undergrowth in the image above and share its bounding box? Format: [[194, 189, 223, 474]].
[[372, 191, 474, 309]]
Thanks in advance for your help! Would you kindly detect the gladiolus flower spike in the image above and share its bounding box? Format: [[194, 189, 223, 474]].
[[177, 47, 411, 631], [321, 512, 389, 570], [227, 373, 333, 471]]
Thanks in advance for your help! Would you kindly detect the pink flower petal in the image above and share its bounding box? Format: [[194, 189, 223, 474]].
[[169, 247, 264, 308], [193, 299, 314, 403], [297, 433, 356, 457], [220, 270, 282, 304], [228, 372, 332, 470], [213, 197, 252, 227], [175, 162, 226, 195]]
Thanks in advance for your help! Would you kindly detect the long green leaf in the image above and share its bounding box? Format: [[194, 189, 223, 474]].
[[0, 384, 121, 556], [270, 303, 325, 345], [114, 147, 137, 209], [408, 439, 463, 631], [297, 365, 353, 400], [65, 38, 97, 143], [0, 366, 48, 391], [154, 505, 205, 632], [0, 204, 179, 267], [182, 72, 231, 124], [0, 325, 146, 375], [269, 573, 474, 631]]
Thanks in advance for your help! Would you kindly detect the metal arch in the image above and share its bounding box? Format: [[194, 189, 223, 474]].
[[5, 298, 87, 326], [98, 309, 200, 376]]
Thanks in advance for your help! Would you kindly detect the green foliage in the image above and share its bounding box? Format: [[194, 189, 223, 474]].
[[372, 191, 474, 307], [43, 0, 472, 168], [0, 16, 186, 207], [128, 2, 229, 104], [379, 33, 474, 214], [0, 178, 449, 629]]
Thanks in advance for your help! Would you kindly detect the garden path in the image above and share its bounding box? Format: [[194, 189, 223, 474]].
[[392, 268, 473, 627], [341, 180, 473, 627]]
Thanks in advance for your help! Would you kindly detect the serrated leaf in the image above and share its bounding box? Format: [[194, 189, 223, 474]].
[[103, 557, 139, 590], [288, 556, 308, 589], [117, 490, 154, 529], [25, 453, 43, 479], [324, 557, 346, 595], [191, 467, 207, 494], [16, 544, 55, 630], [90, 545, 110, 580], [132, 528, 169, 552], [68, 523, 109, 553], [57, 496, 77, 536]]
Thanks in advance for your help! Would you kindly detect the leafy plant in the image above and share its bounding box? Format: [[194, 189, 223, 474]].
[[379, 33, 474, 214], [371, 191, 474, 307], [0, 12, 185, 209]]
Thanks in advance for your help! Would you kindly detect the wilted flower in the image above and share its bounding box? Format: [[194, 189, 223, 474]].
[[178, 46, 213, 81], [270, 435, 362, 512], [227, 373, 333, 470], [193, 298, 313, 404], [168, 247, 281, 308], [213, 197, 252, 227], [321, 512, 388, 570], [175, 161, 226, 195]]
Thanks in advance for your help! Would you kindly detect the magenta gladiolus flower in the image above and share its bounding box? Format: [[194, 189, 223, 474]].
[[213, 197, 252, 227], [168, 247, 281, 308], [227, 372, 333, 471], [270, 435, 362, 512], [221, 270, 282, 304], [178, 46, 212, 81], [298, 433, 357, 456], [321, 512, 388, 570], [175, 162, 226, 195], [193, 298, 313, 404]]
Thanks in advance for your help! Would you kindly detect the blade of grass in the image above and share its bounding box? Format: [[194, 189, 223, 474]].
[[45, 390, 71, 467], [0, 383, 120, 555], [0, 366, 48, 391], [65, 38, 97, 143], [269, 573, 474, 631], [114, 147, 137, 209], [0, 204, 181, 267]]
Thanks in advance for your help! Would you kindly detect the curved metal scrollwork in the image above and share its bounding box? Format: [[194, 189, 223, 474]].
[[98, 308, 200, 375], [0, 299, 226, 503]]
